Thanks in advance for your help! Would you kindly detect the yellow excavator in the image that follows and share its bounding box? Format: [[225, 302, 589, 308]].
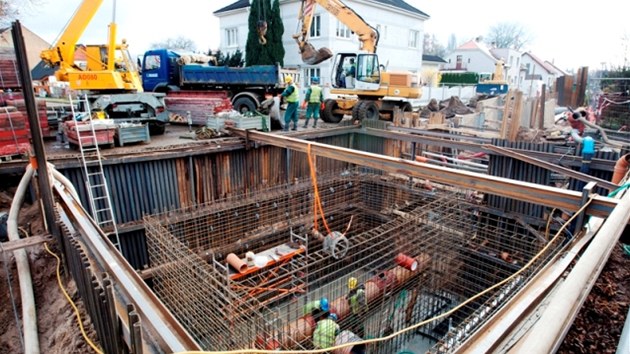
[[40, 0, 168, 134], [293, 0, 421, 123]]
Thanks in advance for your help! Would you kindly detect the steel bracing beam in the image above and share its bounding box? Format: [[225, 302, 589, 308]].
[[230, 129, 617, 217]]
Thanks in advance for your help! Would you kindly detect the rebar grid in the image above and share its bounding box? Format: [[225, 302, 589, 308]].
[[143, 171, 569, 353]]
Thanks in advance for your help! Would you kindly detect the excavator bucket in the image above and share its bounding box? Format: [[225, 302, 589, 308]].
[[301, 42, 333, 65]]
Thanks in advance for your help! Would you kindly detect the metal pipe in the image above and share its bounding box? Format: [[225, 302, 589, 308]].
[[512, 191, 630, 353], [612, 154, 630, 185], [578, 117, 626, 148], [570, 129, 584, 143], [6, 164, 40, 354]]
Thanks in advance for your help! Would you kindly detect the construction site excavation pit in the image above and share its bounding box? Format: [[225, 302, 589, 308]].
[[142, 171, 569, 353]]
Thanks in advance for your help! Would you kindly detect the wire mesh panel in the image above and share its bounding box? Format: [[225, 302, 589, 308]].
[[144, 171, 570, 353]]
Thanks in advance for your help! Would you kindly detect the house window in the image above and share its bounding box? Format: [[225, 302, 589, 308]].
[[336, 20, 351, 38], [525, 63, 531, 74], [408, 30, 419, 48], [226, 28, 238, 47], [516, 57, 520, 68], [456, 55, 463, 69], [310, 15, 321, 38], [376, 24, 387, 40], [305, 68, 321, 86], [468, 58, 471, 64]]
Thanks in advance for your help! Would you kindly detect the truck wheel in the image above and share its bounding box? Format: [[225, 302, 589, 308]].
[[149, 122, 166, 135], [322, 99, 344, 123], [351, 101, 365, 122], [233, 97, 257, 114], [357, 101, 380, 121]]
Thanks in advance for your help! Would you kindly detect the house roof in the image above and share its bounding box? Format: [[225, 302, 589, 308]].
[[31, 60, 56, 81], [544, 60, 568, 76], [522, 52, 555, 74], [422, 54, 446, 63], [456, 39, 497, 62], [214, 0, 428, 17]]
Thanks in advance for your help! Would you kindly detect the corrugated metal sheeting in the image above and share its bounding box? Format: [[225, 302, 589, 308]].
[[60, 134, 352, 268]]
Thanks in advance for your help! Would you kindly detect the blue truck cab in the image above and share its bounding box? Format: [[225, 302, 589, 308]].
[[142, 49, 182, 92]]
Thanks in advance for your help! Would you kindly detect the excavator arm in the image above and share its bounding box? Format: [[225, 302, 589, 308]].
[[293, 0, 379, 65]]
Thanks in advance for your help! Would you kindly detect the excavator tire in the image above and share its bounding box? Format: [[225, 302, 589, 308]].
[[322, 99, 344, 123], [399, 102, 413, 113], [351, 101, 365, 123], [357, 100, 380, 121]]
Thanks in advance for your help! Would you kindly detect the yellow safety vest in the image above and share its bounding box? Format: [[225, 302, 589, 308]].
[[286, 83, 299, 103], [309, 85, 322, 103]]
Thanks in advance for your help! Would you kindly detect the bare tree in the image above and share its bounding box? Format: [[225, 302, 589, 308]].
[[0, 0, 41, 26], [486, 22, 532, 50], [150, 36, 197, 52], [423, 33, 446, 57]]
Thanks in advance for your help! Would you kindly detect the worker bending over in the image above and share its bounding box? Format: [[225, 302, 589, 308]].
[[281, 75, 299, 131], [303, 297, 330, 322], [303, 76, 324, 128], [313, 313, 340, 349]]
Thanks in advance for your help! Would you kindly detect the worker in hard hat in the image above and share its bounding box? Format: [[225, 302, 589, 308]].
[[303, 297, 330, 322], [313, 313, 340, 349], [302, 76, 324, 129], [346, 277, 367, 337], [280, 75, 299, 131]]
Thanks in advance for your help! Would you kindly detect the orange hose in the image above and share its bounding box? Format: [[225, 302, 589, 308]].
[[307, 144, 331, 234]]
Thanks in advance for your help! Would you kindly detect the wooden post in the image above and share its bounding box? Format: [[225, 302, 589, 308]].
[[539, 84, 546, 130], [500, 90, 514, 139], [509, 91, 524, 142]]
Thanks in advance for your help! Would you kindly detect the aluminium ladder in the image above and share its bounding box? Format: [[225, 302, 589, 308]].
[[69, 94, 121, 252]]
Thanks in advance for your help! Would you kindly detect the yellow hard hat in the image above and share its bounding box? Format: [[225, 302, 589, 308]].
[[348, 277, 358, 290], [284, 76, 293, 84]]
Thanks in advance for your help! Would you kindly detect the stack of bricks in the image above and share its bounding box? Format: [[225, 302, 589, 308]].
[[0, 48, 20, 91], [0, 107, 30, 156], [5, 98, 50, 138]]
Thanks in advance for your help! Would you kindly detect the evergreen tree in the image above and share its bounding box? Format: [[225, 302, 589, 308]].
[[245, 0, 284, 66], [245, 0, 270, 65], [267, 0, 285, 66]]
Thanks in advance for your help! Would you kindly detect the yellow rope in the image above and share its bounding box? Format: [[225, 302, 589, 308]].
[[44, 242, 104, 354], [173, 195, 595, 354]]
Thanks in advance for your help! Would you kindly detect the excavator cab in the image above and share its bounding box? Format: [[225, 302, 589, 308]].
[[331, 52, 381, 91]]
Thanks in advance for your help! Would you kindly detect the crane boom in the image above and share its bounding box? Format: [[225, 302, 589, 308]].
[[41, 0, 104, 76], [293, 0, 379, 65]]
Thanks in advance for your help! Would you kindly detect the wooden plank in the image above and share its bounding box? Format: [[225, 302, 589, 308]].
[[500, 90, 514, 139], [0, 235, 51, 252], [509, 91, 524, 142]]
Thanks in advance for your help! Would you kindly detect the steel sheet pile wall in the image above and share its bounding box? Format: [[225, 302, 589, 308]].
[[142, 172, 569, 353]]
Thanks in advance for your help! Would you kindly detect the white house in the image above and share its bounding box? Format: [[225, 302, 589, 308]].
[[443, 38, 498, 78], [520, 51, 561, 96], [213, 0, 429, 94], [489, 47, 522, 86]]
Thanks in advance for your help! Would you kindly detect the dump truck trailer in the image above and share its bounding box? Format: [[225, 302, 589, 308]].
[[142, 49, 298, 113]]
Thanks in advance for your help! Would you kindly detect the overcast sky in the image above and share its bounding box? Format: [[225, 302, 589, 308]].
[[18, 0, 630, 72]]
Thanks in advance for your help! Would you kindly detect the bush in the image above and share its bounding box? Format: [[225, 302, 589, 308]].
[[440, 72, 479, 86]]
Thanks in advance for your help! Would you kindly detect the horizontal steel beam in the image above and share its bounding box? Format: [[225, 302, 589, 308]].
[[0, 235, 51, 252], [365, 127, 618, 170], [231, 129, 617, 217]]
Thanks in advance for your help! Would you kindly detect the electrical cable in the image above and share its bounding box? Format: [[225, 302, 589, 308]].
[[44, 242, 104, 354], [172, 196, 596, 353], [0, 240, 24, 351]]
